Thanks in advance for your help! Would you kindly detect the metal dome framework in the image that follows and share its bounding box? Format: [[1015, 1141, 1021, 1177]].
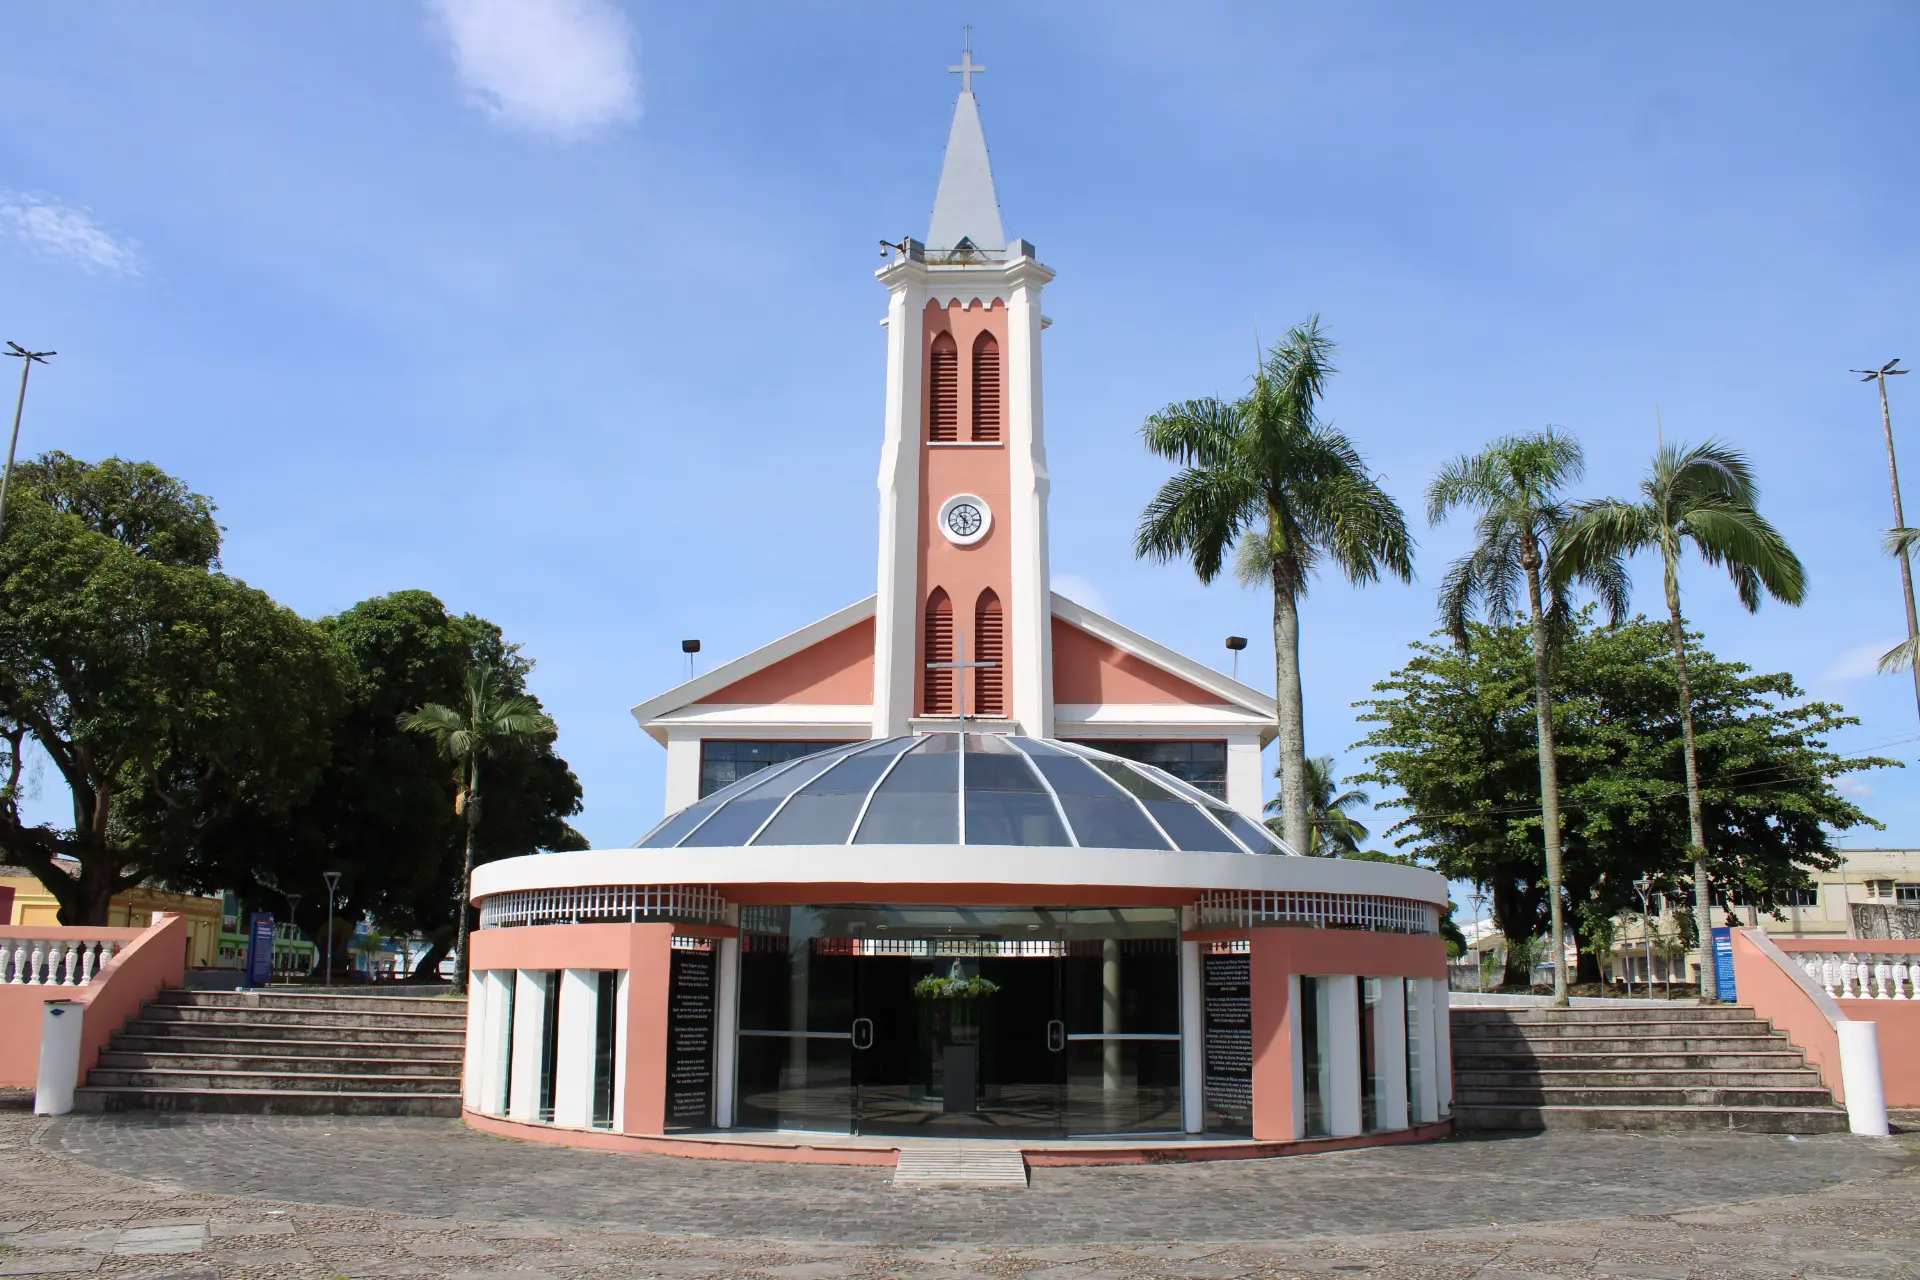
[[636, 734, 1292, 856]]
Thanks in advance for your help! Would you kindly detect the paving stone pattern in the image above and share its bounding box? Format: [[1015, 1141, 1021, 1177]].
[[0, 1106, 1915, 1278]]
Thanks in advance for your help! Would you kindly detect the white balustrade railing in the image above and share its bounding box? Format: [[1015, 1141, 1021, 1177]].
[[0, 936, 124, 986], [1792, 950, 1920, 1001]]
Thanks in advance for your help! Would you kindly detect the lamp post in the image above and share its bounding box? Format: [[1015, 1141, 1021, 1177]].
[[682, 638, 701, 680], [283, 892, 301, 986], [322, 871, 342, 988], [1224, 635, 1247, 681], [1468, 882, 1488, 991], [1633, 878, 1656, 1000], [1852, 359, 1918, 722], [1, 342, 55, 539]]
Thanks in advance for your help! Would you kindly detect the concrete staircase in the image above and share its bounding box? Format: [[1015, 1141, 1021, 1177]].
[[1451, 1003, 1850, 1133], [73, 989, 466, 1116]]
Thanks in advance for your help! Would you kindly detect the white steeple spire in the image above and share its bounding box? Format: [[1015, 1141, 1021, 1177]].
[[928, 36, 1005, 252]]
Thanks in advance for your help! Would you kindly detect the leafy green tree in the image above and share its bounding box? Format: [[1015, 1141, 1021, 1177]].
[[1266, 755, 1370, 856], [1136, 319, 1412, 853], [1358, 614, 1890, 986], [1558, 441, 1805, 999], [402, 666, 561, 992], [1427, 429, 1627, 1002], [197, 591, 584, 979], [0, 454, 343, 924]]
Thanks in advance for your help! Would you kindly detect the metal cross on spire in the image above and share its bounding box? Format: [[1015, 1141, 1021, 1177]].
[[949, 28, 985, 94]]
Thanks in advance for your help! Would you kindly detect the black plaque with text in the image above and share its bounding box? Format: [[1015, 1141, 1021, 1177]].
[[1203, 950, 1253, 1134], [665, 943, 716, 1130]]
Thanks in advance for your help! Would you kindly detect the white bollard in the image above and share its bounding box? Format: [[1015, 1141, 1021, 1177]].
[[34, 1001, 85, 1116], [1836, 1020, 1889, 1137]]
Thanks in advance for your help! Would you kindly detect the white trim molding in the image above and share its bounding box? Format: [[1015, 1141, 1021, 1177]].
[[1051, 593, 1277, 734]]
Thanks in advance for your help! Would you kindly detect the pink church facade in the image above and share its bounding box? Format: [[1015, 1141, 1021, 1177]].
[[463, 70, 1451, 1161]]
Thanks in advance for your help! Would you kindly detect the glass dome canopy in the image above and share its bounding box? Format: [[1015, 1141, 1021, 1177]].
[[635, 734, 1295, 855]]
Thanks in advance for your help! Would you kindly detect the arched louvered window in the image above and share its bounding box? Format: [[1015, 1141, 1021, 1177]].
[[974, 589, 1004, 717], [928, 333, 958, 442], [971, 332, 1001, 443], [923, 588, 955, 715]]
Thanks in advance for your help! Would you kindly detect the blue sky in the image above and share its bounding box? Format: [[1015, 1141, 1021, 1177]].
[[4, 2, 1918, 863]]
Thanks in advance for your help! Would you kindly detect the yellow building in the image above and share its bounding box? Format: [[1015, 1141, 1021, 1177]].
[[1, 862, 223, 968]]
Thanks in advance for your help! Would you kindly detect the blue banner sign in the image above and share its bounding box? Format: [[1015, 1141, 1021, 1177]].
[[1711, 926, 1737, 1001], [245, 912, 275, 988]]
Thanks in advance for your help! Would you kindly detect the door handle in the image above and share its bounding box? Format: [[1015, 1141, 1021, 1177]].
[[851, 1017, 874, 1050], [1046, 1019, 1065, 1052]]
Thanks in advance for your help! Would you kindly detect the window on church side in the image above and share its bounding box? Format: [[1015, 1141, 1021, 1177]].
[[928, 333, 959, 442], [699, 740, 854, 799], [1069, 740, 1228, 801], [971, 332, 1000, 442], [974, 589, 1004, 716], [924, 588, 955, 715]]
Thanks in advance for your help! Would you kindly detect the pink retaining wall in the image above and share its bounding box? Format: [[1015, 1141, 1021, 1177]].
[[1729, 929, 1844, 1099], [1765, 936, 1920, 1108], [0, 918, 183, 1089]]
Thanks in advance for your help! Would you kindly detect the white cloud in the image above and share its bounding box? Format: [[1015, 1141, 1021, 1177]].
[[0, 193, 141, 274], [1053, 573, 1109, 616], [1820, 637, 1902, 685], [1838, 777, 1875, 800], [427, 0, 640, 141]]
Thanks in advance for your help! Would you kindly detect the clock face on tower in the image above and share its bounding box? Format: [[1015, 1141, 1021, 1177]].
[[937, 493, 992, 546]]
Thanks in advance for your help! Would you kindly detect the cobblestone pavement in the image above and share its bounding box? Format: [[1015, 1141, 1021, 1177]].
[[3, 1106, 1916, 1279]]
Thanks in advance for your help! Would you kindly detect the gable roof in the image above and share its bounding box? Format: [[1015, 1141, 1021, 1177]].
[[1050, 592, 1276, 720]]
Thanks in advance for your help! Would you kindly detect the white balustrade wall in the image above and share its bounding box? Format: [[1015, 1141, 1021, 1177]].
[[0, 936, 123, 986], [1793, 950, 1920, 1001]]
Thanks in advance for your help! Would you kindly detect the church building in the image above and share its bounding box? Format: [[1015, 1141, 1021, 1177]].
[[462, 59, 1451, 1162]]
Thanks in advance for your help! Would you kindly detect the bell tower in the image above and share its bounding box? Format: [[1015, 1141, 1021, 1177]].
[[872, 46, 1055, 738]]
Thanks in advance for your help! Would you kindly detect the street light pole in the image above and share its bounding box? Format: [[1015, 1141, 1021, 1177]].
[[1853, 359, 1918, 721], [0, 342, 55, 539], [283, 893, 301, 986], [1634, 878, 1656, 1000], [1469, 883, 1488, 992], [322, 871, 342, 988]]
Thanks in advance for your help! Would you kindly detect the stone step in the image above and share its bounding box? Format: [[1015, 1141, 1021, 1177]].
[[119, 1019, 465, 1046], [1450, 1034, 1785, 1055], [1454, 1068, 1824, 1089], [86, 1067, 458, 1093], [72, 1087, 462, 1118], [1452, 1006, 1756, 1024], [1454, 1084, 1841, 1109], [96, 1051, 462, 1076], [107, 1033, 462, 1060], [1453, 1020, 1783, 1039], [1452, 1051, 1812, 1072], [140, 1005, 466, 1031], [155, 990, 465, 1016], [1451, 1104, 1850, 1134]]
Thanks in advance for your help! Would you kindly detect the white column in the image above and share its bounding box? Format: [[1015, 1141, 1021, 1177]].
[[872, 265, 926, 737], [1325, 974, 1362, 1137], [480, 969, 515, 1116], [1003, 260, 1055, 738], [1287, 974, 1306, 1139], [508, 970, 547, 1122], [462, 970, 491, 1111], [663, 731, 704, 815], [714, 910, 742, 1129], [1225, 735, 1265, 823], [1430, 978, 1453, 1117], [1405, 977, 1437, 1124], [1178, 935, 1203, 1134], [552, 969, 598, 1128], [612, 969, 630, 1131], [1377, 978, 1408, 1131]]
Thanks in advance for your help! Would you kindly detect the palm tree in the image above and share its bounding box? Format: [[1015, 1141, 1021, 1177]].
[[399, 666, 558, 993], [1428, 428, 1627, 1005], [1880, 527, 1920, 673], [1265, 755, 1370, 856], [1557, 440, 1804, 1001], [1136, 319, 1412, 852]]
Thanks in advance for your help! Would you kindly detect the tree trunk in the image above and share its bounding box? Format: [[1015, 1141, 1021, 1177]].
[[1523, 557, 1571, 1006], [1503, 942, 1534, 989], [453, 762, 479, 996], [1666, 584, 1718, 1002], [1270, 556, 1311, 854], [411, 938, 452, 983]]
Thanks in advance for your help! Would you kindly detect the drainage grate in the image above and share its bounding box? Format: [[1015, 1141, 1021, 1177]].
[[892, 1147, 1029, 1186]]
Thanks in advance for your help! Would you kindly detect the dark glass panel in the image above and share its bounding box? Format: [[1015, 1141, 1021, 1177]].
[[1057, 794, 1170, 850], [964, 789, 1069, 846], [854, 747, 959, 844], [1144, 801, 1242, 853]]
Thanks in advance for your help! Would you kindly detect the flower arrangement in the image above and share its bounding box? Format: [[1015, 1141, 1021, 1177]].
[[913, 974, 1000, 1001]]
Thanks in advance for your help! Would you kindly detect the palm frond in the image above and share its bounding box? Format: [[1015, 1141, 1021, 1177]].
[[1884, 526, 1920, 558], [1881, 635, 1920, 674], [1679, 503, 1806, 609], [1134, 464, 1259, 583]]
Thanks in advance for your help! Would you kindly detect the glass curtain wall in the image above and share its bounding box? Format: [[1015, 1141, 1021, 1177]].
[[734, 905, 1180, 1137], [1298, 976, 1333, 1137]]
